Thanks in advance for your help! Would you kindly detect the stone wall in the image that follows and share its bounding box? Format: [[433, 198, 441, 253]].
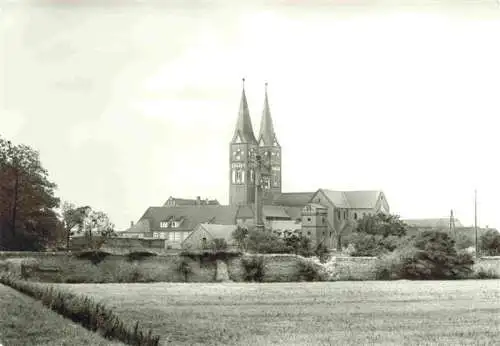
[[473, 256, 500, 276], [2, 251, 498, 282]]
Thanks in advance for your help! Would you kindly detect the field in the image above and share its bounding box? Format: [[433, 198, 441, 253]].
[[49, 280, 500, 346], [0, 284, 124, 346]]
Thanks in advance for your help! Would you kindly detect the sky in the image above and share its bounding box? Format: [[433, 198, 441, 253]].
[[2, 0, 500, 231]]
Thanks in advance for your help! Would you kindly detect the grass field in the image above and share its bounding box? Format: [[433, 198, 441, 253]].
[[0, 284, 124, 346], [51, 280, 500, 346]]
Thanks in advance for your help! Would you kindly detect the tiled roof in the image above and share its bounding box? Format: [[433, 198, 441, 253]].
[[139, 205, 240, 231], [343, 191, 382, 209], [284, 207, 303, 220], [318, 189, 384, 209], [320, 190, 351, 208], [403, 218, 463, 228], [269, 220, 301, 232], [272, 192, 316, 207], [199, 223, 237, 243], [236, 205, 294, 220], [121, 219, 150, 234]]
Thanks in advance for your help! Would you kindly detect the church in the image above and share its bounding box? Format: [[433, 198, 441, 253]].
[[121, 80, 390, 250]]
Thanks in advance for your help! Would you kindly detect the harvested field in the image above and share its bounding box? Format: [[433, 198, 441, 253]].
[[49, 280, 500, 345]]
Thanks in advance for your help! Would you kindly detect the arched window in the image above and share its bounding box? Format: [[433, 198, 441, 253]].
[[354, 212, 358, 220]]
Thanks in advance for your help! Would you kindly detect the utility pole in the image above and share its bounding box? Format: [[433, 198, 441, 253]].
[[474, 189, 478, 258], [252, 152, 271, 232], [449, 209, 455, 237]]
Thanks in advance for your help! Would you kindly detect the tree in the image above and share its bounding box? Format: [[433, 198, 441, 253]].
[[400, 230, 474, 280], [61, 201, 91, 250], [80, 209, 116, 249], [348, 213, 409, 257], [232, 225, 249, 251], [0, 137, 60, 250], [480, 229, 500, 256], [210, 238, 228, 251]]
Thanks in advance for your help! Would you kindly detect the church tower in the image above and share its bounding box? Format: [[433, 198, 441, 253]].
[[229, 79, 258, 205], [257, 82, 282, 204]]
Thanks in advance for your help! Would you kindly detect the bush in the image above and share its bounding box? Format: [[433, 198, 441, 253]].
[[296, 259, 325, 282], [474, 268, 499, 279], [125, 251, 157, 262], [400, 231, 474, 280], [210, 238, 228, 251], [0, 273, 161, 345], [75, 250, 111, 265], [480, 230, 500, 256], [314, 243, 330, 263], [177, 258, 192, 282], [241, 256, 266, 282]]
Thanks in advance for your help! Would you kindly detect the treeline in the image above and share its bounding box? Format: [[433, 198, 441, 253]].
[[0, 136, 115, 251]]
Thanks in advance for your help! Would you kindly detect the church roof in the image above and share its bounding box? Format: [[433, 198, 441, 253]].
[[232, 79, 257, 144], [314, 189, 385, 209], [272, 192, 316, 207], [257, 83, 279, 147]]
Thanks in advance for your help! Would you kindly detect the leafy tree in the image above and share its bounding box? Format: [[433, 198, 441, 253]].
[[61, 201, 91, 250], [232, 225, 249, 251], [480, 229, 500, 256], [0, 137, 60, 250], [348, 213, 409, 257], [66, 207, 115, 250], [400, 230, 474, 280]]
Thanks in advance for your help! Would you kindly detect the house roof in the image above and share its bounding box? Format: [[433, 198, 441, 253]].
[[139, 205, 240, 231], [272, 192, 316, 207], [120, 219, 151, 234], [269, 220, 301, 232], [199, 223, 237, 243]]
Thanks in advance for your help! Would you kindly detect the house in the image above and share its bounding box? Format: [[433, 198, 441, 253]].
[[182, 223, 238, 251]]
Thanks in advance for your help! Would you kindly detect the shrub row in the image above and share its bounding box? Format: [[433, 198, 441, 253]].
[[0, 273, 161, 345]]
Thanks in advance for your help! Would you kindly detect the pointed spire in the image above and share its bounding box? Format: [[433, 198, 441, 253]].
[[232, 78, 257, 144], [258, 82, 279, 147]]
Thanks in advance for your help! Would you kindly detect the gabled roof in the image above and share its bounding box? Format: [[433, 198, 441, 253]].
[[269, 220, 301, 232], [235, 205, 293, 220], [319, 189, 351, 208], [343, 191, 383, 209], [121, 219, 150, 234], [198, 223, 237, 243], [232, 80, 257, 144], [139, 205, 240, 231], [257, 83, 279, 147], [163, 197, 220, 207], [272, 192, 316, 207], [316, 189, 384, 209]]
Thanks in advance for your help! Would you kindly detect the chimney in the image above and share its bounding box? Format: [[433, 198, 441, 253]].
[[196, 196, 201, 205], [130, 221, 134, 227]]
